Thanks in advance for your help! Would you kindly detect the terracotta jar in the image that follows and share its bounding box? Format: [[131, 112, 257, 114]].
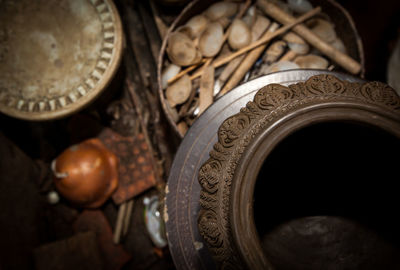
[[52, 138, 118, 208]]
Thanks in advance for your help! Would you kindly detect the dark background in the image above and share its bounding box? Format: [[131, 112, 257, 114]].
[[337, 0, 400, 82], [1, 0, 400, 269]]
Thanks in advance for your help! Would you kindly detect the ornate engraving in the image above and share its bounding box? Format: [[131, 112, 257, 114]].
[[198, 74, 400, 269]]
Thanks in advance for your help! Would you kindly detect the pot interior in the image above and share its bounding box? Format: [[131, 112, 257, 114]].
[[253, 121, 400, 269]]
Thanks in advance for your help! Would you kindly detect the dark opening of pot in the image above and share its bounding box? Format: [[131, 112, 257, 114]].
[[253, 121, 400, 269]]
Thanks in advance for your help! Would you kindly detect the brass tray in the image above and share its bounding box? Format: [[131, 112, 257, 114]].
[[0, 0, 123, 120]]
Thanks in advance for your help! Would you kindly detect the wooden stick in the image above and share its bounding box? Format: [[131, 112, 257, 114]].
[[177, 121, 189, 136], [190, 6, 321, 81], [167, 0, 252, 85], [219, 23, 279, 96], [167, 58, 208, 85], [213, 44, 232, 63], [217, 15, 271, 91], [198, 63, 215, 115], [257, 0, 361, 74], [220, 0, 251, 41], [113, 202, 127, 244], [218, 56, 244, 84], [279, 49, 297, 62], [149, 0, 169, 40], [126, 79, 163, 186], [178, 78, 199, 117], [238, 0, 252, 19], [263, 40, 287, 64], [122, 199, 134, 237]]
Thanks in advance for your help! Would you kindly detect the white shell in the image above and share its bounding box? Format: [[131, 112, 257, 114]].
[[166, 74, 192, 107], [166, 32, 200, 66], [294, 54, 329, 69], [177, 121, 188, 136], [47, 190, 60, 204], [283, 32, 309, 54], [217, 16, 231, 29], [205, 1, 238, 21], [165, 102, 180, 122], [185, 15, 209, 38], [198, 22, 224, 57], [330, 37, 347, 54], [308, 18, 337, 43], [175, 25, 193, 38], [228, 19, 252, 50], [242, 5, 257, 27], [161, 64, 181, 89], [264, 40, 287, 64], [251, 15, 271, 41]]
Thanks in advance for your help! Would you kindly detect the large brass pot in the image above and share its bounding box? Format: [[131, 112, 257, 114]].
[[164, 70, 400, 270], [198, 73, 400, 269]]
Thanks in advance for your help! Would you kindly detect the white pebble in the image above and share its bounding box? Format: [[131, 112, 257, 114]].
[[47, 190, 60, 204]]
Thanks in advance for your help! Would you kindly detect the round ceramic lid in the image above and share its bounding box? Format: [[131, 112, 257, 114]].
[[0, 0, 123, 120]]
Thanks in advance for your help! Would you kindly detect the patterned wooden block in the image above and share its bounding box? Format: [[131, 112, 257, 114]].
[[98, 128, 157, 204]]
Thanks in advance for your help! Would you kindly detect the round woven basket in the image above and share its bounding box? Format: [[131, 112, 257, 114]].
[[157, 0, 365, 139]]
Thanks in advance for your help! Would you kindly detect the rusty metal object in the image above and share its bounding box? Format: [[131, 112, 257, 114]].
[[52, 138, 118, 208], [157, 0, 365, 139], [0, 0, 123, 120], [73, 210, 132, 270], [98, 128, 157, 204], [165, 70, 364, 270], [198, 74, 400, 269]]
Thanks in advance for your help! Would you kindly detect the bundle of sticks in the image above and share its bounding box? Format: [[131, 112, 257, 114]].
[[160, 0, 362, 136]]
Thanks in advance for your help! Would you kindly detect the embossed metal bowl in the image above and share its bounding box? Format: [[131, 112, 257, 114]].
[[0, 0, 123, 120]]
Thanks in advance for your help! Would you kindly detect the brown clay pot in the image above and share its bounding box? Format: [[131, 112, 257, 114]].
[[52, 138, 118, 208]]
